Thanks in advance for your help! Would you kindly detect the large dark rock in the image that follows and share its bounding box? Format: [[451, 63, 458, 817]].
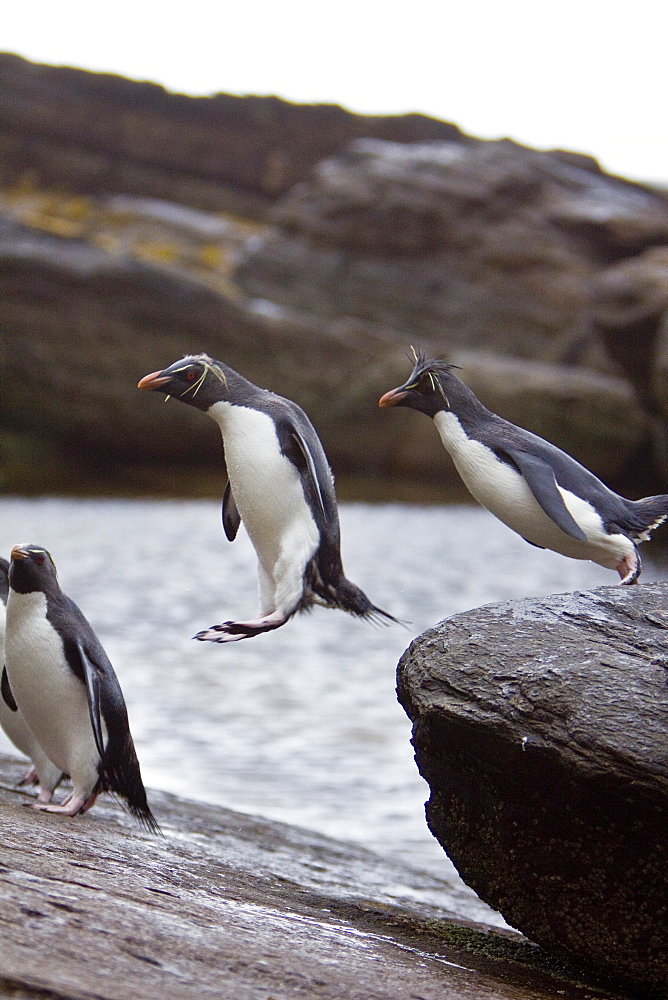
[[0, 215, 410, 479], [589, 248, 668, 479], [591, 247, 668, 413], [1, 215, 651, 496], [0, 52, 464, 216], [397, 583, 668, 995], [237, 138, 668, 362], [2, 54, 667, 494]]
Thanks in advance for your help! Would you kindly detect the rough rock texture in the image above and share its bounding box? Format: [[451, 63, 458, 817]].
[[0, 52, 464, 216], [0, 754, 632, 1000], [397, 582, 668, 995], [237, 139, 668, 362]]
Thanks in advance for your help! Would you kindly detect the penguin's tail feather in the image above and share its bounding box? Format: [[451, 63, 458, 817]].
[[629, 494, 668, 542], [102, 742, 161, 835], [331, 577, 405, 627], [304, 548, 405, 625], [124, 795, 161, 836]]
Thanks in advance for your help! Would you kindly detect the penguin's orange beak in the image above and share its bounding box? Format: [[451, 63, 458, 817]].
[[10, 545, 28, 560], [138, 370, 170, 389], [378, 387, 408, 408]]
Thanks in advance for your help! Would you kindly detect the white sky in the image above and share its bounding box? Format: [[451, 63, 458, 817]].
[[4, 0, 668, 185]]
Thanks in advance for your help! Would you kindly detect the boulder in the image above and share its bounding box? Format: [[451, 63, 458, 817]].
[[0, 52, 464, 216], [590, 247, 668, 412], [236, 138, 668, 364], [1, 213, 651, 495], [651, 308, 668, 422], [397, 582, 668, 995]]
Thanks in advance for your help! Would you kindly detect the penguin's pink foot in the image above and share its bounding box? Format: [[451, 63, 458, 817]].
[[30, 791, 98, 816], [616, 549, 641, 585], [194, 611, 288, 642], [17, 767, 39, 788]]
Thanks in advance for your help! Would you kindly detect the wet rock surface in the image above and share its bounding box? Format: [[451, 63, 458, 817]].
[[398, 582, 668, 996], [0, 754, 640, 1000]]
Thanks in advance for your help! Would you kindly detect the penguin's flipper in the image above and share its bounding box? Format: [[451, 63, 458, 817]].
[[73, 640, 106, 759], [222, 480, 241, 541], [502, 447, 588, 542], [1, 667, 18, 712], [289, 430, 327, 520]]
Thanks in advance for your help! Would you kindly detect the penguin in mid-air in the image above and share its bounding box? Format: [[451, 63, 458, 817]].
[[379, 352, 668, 583], [0, 556, 64, 800], [138, 354, 397, 641], [5, 545, 158, 830]]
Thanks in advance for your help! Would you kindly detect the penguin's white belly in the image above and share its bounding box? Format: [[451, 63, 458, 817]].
[[5, 592, 99, 783], [434, 412, 632, 568], [210, 402, 319, 571], [0, 691, 43, 762], [1, 599, 46, 762], [0, 692, 62, 789]]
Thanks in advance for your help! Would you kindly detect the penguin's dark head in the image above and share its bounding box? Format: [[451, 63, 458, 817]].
[[379, 353, 462, 418], [9, 545, 59, 595], [138, 354, 232, 412]]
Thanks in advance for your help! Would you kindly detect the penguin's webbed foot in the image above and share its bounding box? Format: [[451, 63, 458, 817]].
[[617, 549, 641, 585], [29, 790, 98, 816], [17, 766, 39, 788], [194, 611, 288, 642]]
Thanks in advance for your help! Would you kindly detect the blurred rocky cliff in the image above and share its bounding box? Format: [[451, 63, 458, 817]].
[[2, 52, 668, 498]]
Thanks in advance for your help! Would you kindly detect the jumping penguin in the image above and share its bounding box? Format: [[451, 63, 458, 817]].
[[0, 556, 64, 800], [5, 545, 158, 830], [379, 352, 668, 583], [138, 354, 397, 641]]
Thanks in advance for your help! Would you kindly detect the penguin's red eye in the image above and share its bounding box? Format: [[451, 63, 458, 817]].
[[186, 371, 197, 380], [34, 555, 45, 564]]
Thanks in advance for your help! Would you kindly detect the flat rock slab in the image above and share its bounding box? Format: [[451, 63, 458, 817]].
[[0, 755, 632, 1000], [398, 582, 668, 996]]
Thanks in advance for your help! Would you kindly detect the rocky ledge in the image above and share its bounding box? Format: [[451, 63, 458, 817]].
[[398, 582, 668, 997], [0, 753, 639, 1000]]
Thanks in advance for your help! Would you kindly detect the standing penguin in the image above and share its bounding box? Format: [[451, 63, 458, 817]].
[[379, 352, 668, 582], [5, 545, 158, 830], [138, 354, 396, 641], [0, 556, 64, 800]]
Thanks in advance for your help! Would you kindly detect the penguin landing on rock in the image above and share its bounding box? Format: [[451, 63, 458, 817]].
[[5, 545, 159, 831], [380, 353, 668, 583], [139, 354, 397, 641], [0, 557, 64, 801]]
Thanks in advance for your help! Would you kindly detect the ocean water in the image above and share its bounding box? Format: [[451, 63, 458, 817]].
[[2, 497, 665, 924]]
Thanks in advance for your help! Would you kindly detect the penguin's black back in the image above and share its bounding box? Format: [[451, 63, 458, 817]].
[[0, 558, 9, 605], [471, 411, 647, 531], [48, 593, 159, 833], [273, 413, 339, 528]]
